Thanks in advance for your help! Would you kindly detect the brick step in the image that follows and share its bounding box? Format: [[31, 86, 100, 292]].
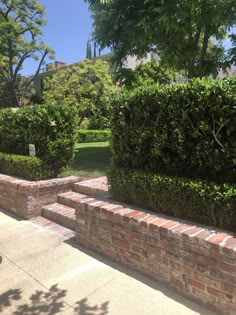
[[57, 191, 91, 209], [72, 176, 110, 197], [30, 216, 75, 240], [41, 203, 76, 231]]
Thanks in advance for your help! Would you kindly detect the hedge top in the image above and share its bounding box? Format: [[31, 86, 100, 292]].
[[111, 78, 236, 184]]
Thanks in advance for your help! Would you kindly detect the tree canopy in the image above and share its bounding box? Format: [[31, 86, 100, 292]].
[[114, 61, 176, 88], [43, 59, 115, 127], [86, 0, 236, 78], [0, 0, 54, 107]]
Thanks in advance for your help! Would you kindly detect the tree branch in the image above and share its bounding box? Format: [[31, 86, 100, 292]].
[[13, 51, 31, 82], [22, 50, 48, 99]]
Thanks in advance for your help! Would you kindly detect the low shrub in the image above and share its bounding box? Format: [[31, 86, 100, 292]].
[[0, 104, 78, 178], [109, 167, 236, 229], [0, 153, 46, 181], [78, 130, 111, 143]]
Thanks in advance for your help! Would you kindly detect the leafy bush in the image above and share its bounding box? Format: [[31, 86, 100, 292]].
[[109, 167, 236, 229], [0, 104, 78, 178], [78, 130, 111, 143], [0, 153, 46, 180], [43, 59, 115, 127], [111, 78, 236, 184]]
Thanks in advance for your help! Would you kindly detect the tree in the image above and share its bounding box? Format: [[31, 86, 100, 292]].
[[43, 59, 116, 127], [0, 0, 54, 107], [114, 61, 176, 88], [86, 0, 236, 78], [227, 33, 236, 65], [86, 39, 92, 59], [93, 41, 97, 58]]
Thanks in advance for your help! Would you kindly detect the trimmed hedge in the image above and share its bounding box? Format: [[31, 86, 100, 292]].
[[109, 167, 236, 229], [78, 129, 111, 143], [0, 153, 46, 181], [0, 104, 78, 179], [109, 78, 236, 230], [111, 78, 236, 184]]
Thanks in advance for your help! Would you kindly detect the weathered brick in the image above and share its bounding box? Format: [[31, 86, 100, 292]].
[[74, 176, 236, 315], [113, 239, 130, 250]]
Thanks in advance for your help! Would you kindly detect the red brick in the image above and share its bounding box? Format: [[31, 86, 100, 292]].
[[171, 224, 191, 234], [149, 218, 168, 230], [131, 212, 149, 222], [113, 239, 130, 250], [160, 221, 179, 230], [194, 272, 219, 289], [140, 214, 158, 227], [220, 282, 236, 295], [195, 229, 212, 240], [191, 252, 216, 266], [170, 277, 184, 290], [123, 210, 142, 221], [189, 279, 205, 290], [207, 233, 229, 246], [223, 237, 236, 250], [220, 262, 236, 274], [206, 286, 233, 301]]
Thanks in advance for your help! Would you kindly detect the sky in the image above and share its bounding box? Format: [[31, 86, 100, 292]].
[[22, 1, 104, 75], [21, 1, 235, 76]]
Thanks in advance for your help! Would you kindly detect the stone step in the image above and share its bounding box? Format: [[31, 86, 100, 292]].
[[30, 216, 75, 240], [41, 203, 76, 231], [72, 176, 110, 197]]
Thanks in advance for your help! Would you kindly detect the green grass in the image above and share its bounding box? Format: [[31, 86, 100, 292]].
[[60, 142, 112, 178]]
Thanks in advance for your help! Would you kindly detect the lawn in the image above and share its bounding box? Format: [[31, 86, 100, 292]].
[[60, 142, 112, 178]]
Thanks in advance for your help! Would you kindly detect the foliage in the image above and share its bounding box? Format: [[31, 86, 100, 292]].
[[227, 33, 236, 65], [109, 167, 236, 229], [0, 152, 46, 180], [0, 0, 54, 107], [114, 61, 176, 88], [43, 59, 115, 127], [78, 129, 111, 143], [0, 104, 78, 178], [0, 74, 37, 108], [110, 78, 236, 184], [87, 0, 236, 78]]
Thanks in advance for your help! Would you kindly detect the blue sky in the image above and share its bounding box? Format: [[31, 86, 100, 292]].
[[21, 1, 234, 76], [22, 1, 101, 75]]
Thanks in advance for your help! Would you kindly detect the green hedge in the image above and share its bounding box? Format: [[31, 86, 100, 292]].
[[78, 130, 111, 143], [0, 153, 46, 181], [0, 104, 78, 179], [111, 78, 236, 184], [109, 167, 236, 229]]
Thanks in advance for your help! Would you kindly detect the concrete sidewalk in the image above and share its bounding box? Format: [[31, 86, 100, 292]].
[[0, 211, 218, 315]]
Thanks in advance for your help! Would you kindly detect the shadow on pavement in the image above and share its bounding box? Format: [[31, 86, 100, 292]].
[[0, 285, 109, 315]]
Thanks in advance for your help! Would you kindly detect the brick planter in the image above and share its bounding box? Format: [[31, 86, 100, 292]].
[[0, 174, 80, 219], [75, 197, 236, 315]]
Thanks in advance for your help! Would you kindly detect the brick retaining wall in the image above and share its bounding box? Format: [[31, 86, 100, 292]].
[[75, 197, 236, 315], [0, 174, 80, 219]]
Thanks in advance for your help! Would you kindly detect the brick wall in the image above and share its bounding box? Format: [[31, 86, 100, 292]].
[[75, 197, 236, 315], [0, 174, 80, 219]]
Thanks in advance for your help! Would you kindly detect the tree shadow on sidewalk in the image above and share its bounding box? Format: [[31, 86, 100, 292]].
[[0, 285, 109, 315]]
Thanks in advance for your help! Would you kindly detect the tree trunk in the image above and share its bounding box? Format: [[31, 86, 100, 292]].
[[8, 81, 20, 107]]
